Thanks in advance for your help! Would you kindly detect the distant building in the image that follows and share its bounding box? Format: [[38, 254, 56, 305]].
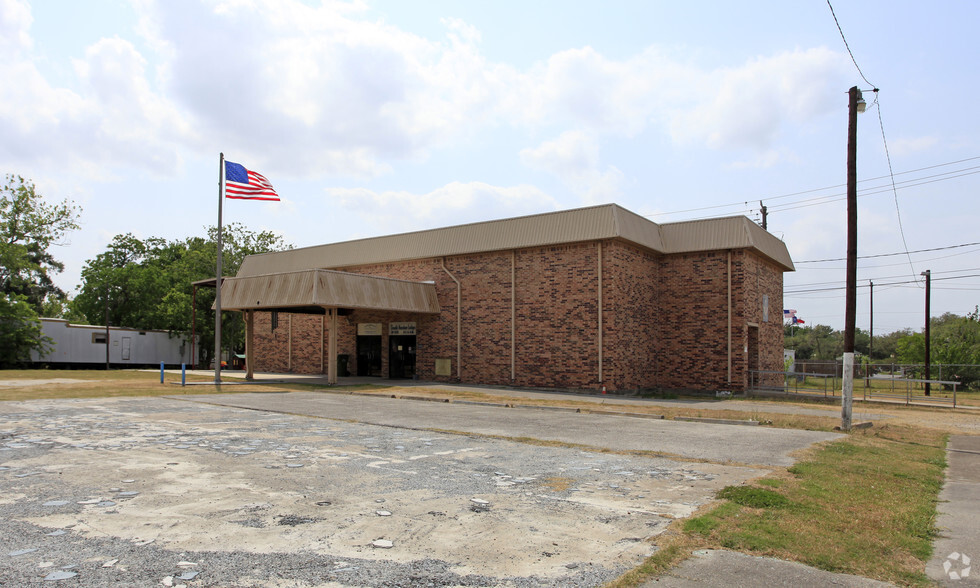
[[219, 204, 793, 393], [30, 318, 193, 368]]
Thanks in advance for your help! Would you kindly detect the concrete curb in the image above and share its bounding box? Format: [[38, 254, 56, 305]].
[[673, 416, 760, 426], [350, 391, 671, 419]]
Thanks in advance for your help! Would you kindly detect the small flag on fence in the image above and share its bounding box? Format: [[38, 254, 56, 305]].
[[224, 160, 279, 201]]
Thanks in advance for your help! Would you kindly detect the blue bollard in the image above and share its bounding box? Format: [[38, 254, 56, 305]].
[[181, 364, 186, 387], [160, 361, 165, 384]]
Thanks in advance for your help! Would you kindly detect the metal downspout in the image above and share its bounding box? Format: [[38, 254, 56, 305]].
[[327, 308, 337, 385], [598, 241, 603, 385], [441, 258, 462, 380]]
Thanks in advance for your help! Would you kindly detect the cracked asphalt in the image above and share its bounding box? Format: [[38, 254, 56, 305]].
[[0, 390, 840, 587]]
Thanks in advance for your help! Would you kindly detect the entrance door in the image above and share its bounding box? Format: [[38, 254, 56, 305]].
[[747, 325, 760, 388], [389, 335, 416, 379], [356, 336, 382, 377]]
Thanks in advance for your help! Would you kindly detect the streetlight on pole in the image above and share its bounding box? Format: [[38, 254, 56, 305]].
[[842, 86, 866, 432]]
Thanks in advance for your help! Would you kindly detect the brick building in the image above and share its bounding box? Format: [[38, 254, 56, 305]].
[[219, 204, 794, 393]]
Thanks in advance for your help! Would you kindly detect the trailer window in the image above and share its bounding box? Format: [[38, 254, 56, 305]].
[[92, 333, 107, 344]]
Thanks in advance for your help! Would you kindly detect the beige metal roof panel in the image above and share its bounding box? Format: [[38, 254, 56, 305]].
[[219, 270, 440, 314], [611, 206, 666, 252], [235, 203, 793, 277], [237, 204, 630, 277], [659, 217, 795, 271]]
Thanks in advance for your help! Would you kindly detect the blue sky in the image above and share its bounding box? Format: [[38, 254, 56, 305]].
[[3, 0, 978, 335]]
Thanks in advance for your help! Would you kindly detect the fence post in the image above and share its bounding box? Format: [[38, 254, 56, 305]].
[[160, 362, 165, 384]]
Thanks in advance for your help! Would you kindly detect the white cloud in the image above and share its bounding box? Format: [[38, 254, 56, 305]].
[[1, 0, 854, 186], [0, 2, 192, 177], [888, 136, 938, 157], [327, 181, 559, 233], [0, 0, 32, 54], [669, 48, 849, 150], [521, 131, 625, 203]]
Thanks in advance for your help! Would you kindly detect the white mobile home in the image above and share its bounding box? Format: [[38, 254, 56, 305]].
[[30, 319, 194, 368]]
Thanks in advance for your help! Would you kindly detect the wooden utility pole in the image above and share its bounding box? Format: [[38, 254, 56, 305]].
[[842, 86, 864, 432], [923, 269, 931, 395]]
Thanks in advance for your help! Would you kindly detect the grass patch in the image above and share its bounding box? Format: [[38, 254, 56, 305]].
[[610, 424, 946, 587], [716, 485, 792, 509], [0, 369, 383, 401], [680, 425, 945, 586]]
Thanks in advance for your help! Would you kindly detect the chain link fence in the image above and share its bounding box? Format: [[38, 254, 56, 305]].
[[750, 361, 973, 407]]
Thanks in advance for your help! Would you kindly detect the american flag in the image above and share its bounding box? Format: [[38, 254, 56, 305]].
[[224, 160, 279, 201]]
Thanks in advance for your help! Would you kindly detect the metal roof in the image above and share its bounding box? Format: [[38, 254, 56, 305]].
[[219, 269, 441, 314], [236, 204, 794, 277]]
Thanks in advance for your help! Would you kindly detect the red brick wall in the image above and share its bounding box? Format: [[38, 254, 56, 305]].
[[602, 240, 660, 391], [247, 241, 786, 393], [734, 251, 785, 389], [657, 251, 732, 391]]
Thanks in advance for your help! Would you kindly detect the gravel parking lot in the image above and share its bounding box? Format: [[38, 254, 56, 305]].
[[0, 392, 831, 586]]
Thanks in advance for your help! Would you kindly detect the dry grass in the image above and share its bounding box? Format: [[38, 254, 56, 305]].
[[539, 476, 574, 492], [0, 369, 377, 401], [626, 424, 947, 587]]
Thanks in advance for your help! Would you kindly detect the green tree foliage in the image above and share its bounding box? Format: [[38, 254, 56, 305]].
[[0, 175, 80, 363], [0, 175, 81, 313], [72, 224, 290, 366], [896, 311, 980, 389], [0, 175, 81, 314], [786, 311, 980, 389], [0, 293, 51, 366]]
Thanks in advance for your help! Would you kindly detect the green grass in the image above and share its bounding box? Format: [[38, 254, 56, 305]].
[[678, 425, 947, 586]]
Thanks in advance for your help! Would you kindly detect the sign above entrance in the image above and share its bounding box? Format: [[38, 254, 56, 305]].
[[358, 323, 382, 336], [389, 322, 417, 336]]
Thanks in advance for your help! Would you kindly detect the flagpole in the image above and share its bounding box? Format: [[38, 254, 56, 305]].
[[215, 153, 224, 385]]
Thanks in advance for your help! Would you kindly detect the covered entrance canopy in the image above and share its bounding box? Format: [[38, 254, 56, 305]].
[[217, 269, 440, 383]]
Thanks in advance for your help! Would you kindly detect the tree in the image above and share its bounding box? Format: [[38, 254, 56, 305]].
[[896, 311, 980, 389], [72, 224, 290, 367], [0, 293, 51, 366], [0, 175, 80, 363], [0, 175, 81, 313]]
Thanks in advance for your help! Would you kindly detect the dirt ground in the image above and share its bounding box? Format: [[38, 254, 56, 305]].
[[1, 394, 764, 587]]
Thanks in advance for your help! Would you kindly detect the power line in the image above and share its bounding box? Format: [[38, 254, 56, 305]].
[[826, 0, 875, 88], [786, 267, 980, 290], [645, 157, 980, 220], [871, 97, 917, 280], [784, 273, 980, 294], [795, 241, 980, 264], [766, 167, 980, 213], [796, 245, 980, 270]]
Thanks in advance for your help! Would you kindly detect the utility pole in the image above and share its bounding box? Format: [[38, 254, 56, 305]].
[[105, 283, 110, 370], [842, 86, 865, 432], [922, 269, 931, 395], [759, 201, 768, 230], [868, 280, 873, 387]]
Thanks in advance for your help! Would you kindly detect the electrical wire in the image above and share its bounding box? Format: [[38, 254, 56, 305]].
[[826, 0, 875, 88], [645, 160, 979, 222], [784, 273, 980, 294], [795, 241, 980, 264], [870, 97, 917, 280]]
